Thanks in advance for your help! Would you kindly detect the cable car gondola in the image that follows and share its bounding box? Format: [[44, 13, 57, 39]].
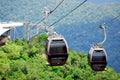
[[0, 35, 10, 46], [88, 25, 108, 71], [88, 45, 107, 71], [46, 34, 68, 66], [0, 31, 10, 46]]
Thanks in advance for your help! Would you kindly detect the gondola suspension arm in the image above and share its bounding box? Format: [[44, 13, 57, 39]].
[[98, 24, 107, 45]]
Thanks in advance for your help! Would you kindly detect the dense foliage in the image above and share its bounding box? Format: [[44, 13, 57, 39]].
[[0, 34, 120, 80]]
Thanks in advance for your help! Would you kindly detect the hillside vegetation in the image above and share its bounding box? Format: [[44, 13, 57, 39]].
[[0, 34, 120, 80]]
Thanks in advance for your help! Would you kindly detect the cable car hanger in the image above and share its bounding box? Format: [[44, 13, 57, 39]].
[[39, 7, 64, 38], [95, 24, 107, 47], [89, 24, 107, 49]]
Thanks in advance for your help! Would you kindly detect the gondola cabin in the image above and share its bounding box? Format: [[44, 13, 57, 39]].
[[88, 45, 107, 71], [46, 35, 68, 66], [0, 35, 10, 46]]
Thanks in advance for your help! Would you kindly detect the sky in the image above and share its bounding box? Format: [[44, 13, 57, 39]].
[[78, 0, 120, 4]]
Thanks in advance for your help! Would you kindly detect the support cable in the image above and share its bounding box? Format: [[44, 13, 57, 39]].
[[77, 14, 120, 37], [48, 0, 87, 28], [105, 14, 120, 24]]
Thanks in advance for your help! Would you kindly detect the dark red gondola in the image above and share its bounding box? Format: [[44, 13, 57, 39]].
[[88, 45, 107, 71], [46, 35, 68, 66]]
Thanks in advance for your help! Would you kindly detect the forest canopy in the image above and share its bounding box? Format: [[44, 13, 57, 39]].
[[0, 34, 120, 80]]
